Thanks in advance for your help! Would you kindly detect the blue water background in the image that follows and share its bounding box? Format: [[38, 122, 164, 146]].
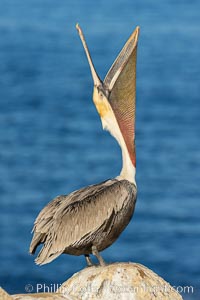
[[0, 1, 200, 299]]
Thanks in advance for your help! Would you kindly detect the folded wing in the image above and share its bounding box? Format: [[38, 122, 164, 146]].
[[30, 179, 131, 265]]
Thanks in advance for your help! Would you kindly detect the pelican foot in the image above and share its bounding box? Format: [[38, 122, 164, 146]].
[[85, 254, 93, 267], [92, 246, 106, 266]]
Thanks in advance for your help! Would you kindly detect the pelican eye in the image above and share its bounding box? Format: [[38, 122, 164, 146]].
[[99, 91, 104, 99]]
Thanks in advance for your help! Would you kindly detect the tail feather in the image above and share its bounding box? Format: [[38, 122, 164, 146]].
[[29, 232, 46, 254], [30, 231, 63, 265], [35, 250, 63, 265]]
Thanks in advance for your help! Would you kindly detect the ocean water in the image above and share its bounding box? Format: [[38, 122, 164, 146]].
[[0, 1, 200, 299]]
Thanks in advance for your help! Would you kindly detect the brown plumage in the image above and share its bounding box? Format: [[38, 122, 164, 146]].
[[30, 179, 136, 265], [30, 24, 139, 266]]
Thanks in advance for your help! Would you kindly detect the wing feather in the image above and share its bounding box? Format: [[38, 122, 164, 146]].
[[30, 179, 131, 265]]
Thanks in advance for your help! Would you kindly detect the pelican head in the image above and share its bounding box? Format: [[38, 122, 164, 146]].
[[76, 24, 139, 182]]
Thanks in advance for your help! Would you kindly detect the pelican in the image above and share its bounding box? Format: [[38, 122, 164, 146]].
[[29, 24, 139, 266]]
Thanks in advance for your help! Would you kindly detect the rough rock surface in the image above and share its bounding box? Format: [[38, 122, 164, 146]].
[[11, 293, 72, 300], [60, 262, 183, 300], [1, 263, 183, 300], [0, 287, 13, 300]]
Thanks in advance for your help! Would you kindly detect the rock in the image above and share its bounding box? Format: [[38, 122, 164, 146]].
[[0, 287, 13, 300], [0, 263, 183, 300], [59, 262, 183, 300], [11, 293, 70, 300]]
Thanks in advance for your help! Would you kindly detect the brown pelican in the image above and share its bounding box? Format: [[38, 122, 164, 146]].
[[29, 24, 139, 266]]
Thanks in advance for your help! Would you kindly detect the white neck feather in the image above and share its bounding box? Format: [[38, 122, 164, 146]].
[[119, 142, 136, 185], [101, 108, 136, 186]]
